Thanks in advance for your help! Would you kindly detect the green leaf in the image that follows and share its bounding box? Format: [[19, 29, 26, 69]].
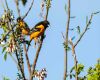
[[64, 4, 67, 13], [3, 77, 10, 80], [69, 28, 74, 31], [70, 64, 84, 75], [70, 66, 75, 73], [71, 36, 75, 41], [70, 74, 72, 79], [2, 47, 6, 53], [63, 42, 71, 51], [21, 0, 27, 6], [70, 16, 76, 19], [65, 4, 67, 11], [86, 16, 88, 25], [66, 46, 71, 51], [4, 52, 7, 61], [77, 64, 84, 75], [93, 11, 100, 15], [76, 26, 81, 34]]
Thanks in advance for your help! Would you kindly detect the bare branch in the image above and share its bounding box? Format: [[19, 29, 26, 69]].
[[30, 0, 51, 80], [45, 0, 51, 20], [23, 43, 31, 79], [74, 13, 94, 48], [23, 0, 34, 19], [63, 0, 71, 80], [15, 50, 26, 79], [69, 39, 78, 80], [14, 0, 20, 17], [30, 39, 43, 80], [9, 22, 26, 79], [4, 0, 9, 10]]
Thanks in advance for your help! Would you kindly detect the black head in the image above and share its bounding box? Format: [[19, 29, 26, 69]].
[[43, 20, 50, 25], [17, 17, 22, 22], [42, 20, 50, 28]]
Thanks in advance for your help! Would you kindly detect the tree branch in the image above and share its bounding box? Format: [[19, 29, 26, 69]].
[[23, 0, 34, 19], [45, 0, 51, 20], [15, 50, 26, 79], [74, 13, 94, 48], [10, 22, 26, 79], [23, 43, 31, 79], [30, 0, 51, 80], [30, 39, 43, 80], [69, 39, 78, 80], [4, 0, 9, 10], [63, 0, 71, 80], [0, 24, 16, 43], [14, 0, 20, 17]]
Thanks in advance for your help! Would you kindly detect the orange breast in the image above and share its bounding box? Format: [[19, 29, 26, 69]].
[[22, 29, 29, 35], [30, 25, 45, 40]]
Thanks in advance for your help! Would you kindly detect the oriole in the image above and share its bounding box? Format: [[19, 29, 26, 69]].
[[29, 20, 50, 46], [17, 17, 30, 35]]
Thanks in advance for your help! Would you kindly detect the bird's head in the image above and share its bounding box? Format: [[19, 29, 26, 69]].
[[17, 17, 22, 22], [42, 20, 50, 28]]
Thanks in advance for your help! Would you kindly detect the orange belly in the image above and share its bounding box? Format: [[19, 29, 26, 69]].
[[30, 30, 44, 40], [22, 29, 29, 35]]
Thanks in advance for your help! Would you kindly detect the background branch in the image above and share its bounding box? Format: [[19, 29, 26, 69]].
[[15, 50, 26, 79], [63, 0, 70, 80], [69, 39, 78, 80], [4, 0, 9, 10], [23, 0, 34, 19], [10, 23, 26, 79], [0, 24, 16, 43], [30, 0, 51, 80], [74, 13, 94, 48], [23, 43, 31, 79], [14, 0, 20, 17], [30, 39, 43, 80]]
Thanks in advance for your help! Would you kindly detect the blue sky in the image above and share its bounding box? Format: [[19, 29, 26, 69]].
[[0, 0, 100, 80]]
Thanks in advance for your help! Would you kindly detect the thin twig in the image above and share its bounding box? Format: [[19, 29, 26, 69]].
[[69, 39, 78, 80], [14, 0, 20, 17], [23, 0, 34, 19], [74, 13, 94, 48], [63, 0, 71, 80], [4, 0, 9, 10], [30, 0, 51, 80], [9, 22, 26, 79], [45, 0, 51, 20], [27, 40, 32, 52], [61, 32, 65, 40], [30, 39, 43, 80], [23, 43, 31, 79], [15, 50, 26, 79], [0, 24, 16, 43]]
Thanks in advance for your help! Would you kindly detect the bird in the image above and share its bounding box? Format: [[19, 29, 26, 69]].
[[27, 20, 50, 50], [17, 17, 30, 35]]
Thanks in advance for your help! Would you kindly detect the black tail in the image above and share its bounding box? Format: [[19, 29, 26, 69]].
[[27, 39, 32, 51]]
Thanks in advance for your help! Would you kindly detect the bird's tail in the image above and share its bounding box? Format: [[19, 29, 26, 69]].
[[27, 39, 32, 51]]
